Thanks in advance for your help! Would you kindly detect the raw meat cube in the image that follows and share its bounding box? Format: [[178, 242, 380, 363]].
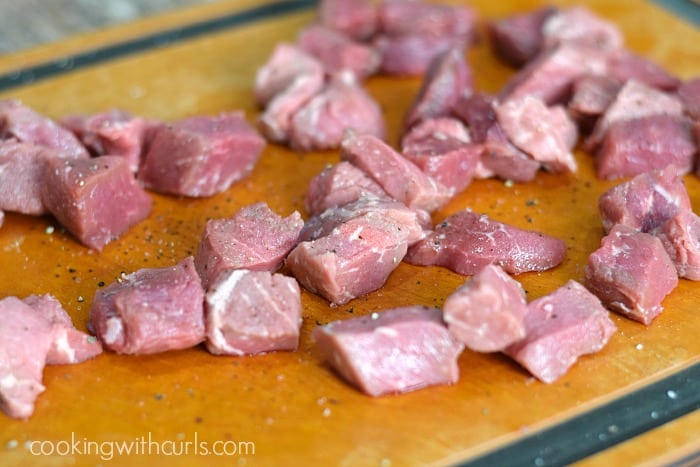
[[0, 99, 89, 159], [607, 50, 680, 92], [340, 133, 451, 212], [194, 202, 303, 289], [205, 269, 302, 355], [677, 78, 700, 121], [42, 155, 152, 250], [0, 297, 52, 419], [596, 114, 696, 180], [289, 73, 385, 152], [139, 112, 265, 197], [443, 264, 527, 352], [504, 280, 616, 383], [488, 6, 557, 67], [404, 209, 566, 275], [568, 74, 622, 128], [318, 0, 377, 41], [312, 306, 464, 396], [654, 210, 700, 281], [89, 256, 205, 354], [305, 162, 387, 216], [401, 117, 479, 195], [374, 34, 464, 77], [585, 225, 678, 325], [23, 294, 102, 365], [378, 0, 477, 44], [541, 6, 624, 52]]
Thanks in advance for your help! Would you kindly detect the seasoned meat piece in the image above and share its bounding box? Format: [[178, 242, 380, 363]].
[[0, 99, 89, 159], [305, 162, 388, 217], [340, 133, 451, 212], [194, 202, 303, 289], [374, 34, 464, 77], [404, 47, 473, 130], [677, 78, 700, 121], [318, 0, 377, 41], [596, 114, 696, 180], [205, 269, 302, 355], [504, 280, 616, 383], [654, 210, 700, 281], [607, 50, 681, 92], [443, 264, 527, 352], [140, 112, 265, 197], [298, 25, 380, 81], [289, 73, 385, 152], [568, 74, 622, 129], [401, 117, 479, 195], [495, 96, 578, 173], [378, 0, 477, 43], [585, 225, 678, 325], [89, 256, 205, 354], [541, 6, 623, 52], [42, 156, 152, 250], [23, 294, 102, 365], [0, 297, 53, 419], [312, 306, 464, 396], [488, 6, 557, 67], [405, 210, 566, 275]]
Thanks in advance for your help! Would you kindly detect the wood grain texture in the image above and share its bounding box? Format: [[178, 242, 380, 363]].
[[0, 1, 698, 466]]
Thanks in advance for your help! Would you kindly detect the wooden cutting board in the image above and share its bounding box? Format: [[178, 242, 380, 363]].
[[0, 1, 698, 466]]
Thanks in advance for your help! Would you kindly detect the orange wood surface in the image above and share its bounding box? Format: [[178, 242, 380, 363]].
[[0, 1, 698, 465]]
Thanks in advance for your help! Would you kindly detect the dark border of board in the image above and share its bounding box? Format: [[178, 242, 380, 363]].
[[0, 0, 699, 465]]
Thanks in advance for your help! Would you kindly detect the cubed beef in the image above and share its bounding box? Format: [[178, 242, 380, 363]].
[[585, 225, 678, 325], [452, 93, 540, 182], [401, 117, 479, 195], [677, 78, 700, 121], [586, 80, 684, 151], [541, 6, 623, 52], [404, 47, 473, 130], [42, 155, 152, 250], [0, 99, 89, 159], [443, 264, 527, 352], [495, 96, 578, 173], [596, 114, 696, 180], [205, 269, 302, 355], [305, 162, 388, 216], [504, 280, 616, 383], [488, 6, 557, 67], [140, 112, 265, 197], [289, 73, 385, 152], [287, 211, 409, 305], [654, 210, 700, 281], [298, 25, 380, 81], [498, 42, 609, 106], [568, 74, 622, 129], [312, 306, 464, 396], [373, 34, 464, 77], [194, 202, 303, 289], [598, 165, 692, 233], [61, 109, 151, 172], [405, 210, 566, 275], [23, 294, 102, 365], [340, 133, 451, 212], [378, 0, 477, 44], [318, 0, 377, 41], [607, 50, 681, 92], [0, 297, 52, 419], [89, 256, 205, 354]]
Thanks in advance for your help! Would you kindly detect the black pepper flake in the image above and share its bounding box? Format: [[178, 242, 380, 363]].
[[346, 307, 354, 314], [97, 281, 105, 287], [68, 268, 77, 273], [195, 416, 203, 423], [154, 393, 164, 401]]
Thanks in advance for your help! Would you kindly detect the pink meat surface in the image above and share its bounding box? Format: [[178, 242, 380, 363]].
[[312, 306, 464, 396], [607, 50, 680, 92], [677, 78, 700, 121], [596, 114, 696, 180], [289, 73, 385, 152], [541, 6, 623, 52], [89, 256, 205, 354], [378, 0, 477, 43], [42, 155, 152, 250], [598, 165, 692, 234], [495, 96, 578, 173], [317, 0, 377, 41], [0, 99, 89, 159], [205, 269, 302, 355], [340, 133, 451, 212], [298, 25, 380, 81], [585, 224, 678, 325], [0, 210, 3, 228], [305, 162, 388, 216], [23, 294, 102, 365], [654, 210, 700, 281], [140, 112, 265, 197], [568, 74, 622, 128], [401, 117, 479, 195], [488, 6, 557, 67], [0, 297, 52, 419], [405, 210, 566, 275], [504, 280, 616, 384], [443, 264, 527, 352], [374, 34, 464, 77], [194, 202, 303, 289], [404, 46, 473, 130]]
